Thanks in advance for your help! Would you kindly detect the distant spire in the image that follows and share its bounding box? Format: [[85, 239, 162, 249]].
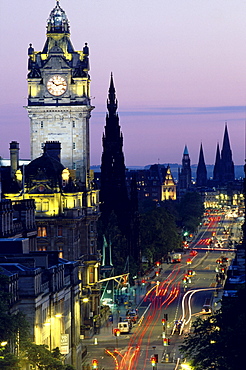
[[220, 123, 235, 182], [213, 142, 221, 182], [183, 145, 189, 155], [196, 143, 207, 187], [221, 122, 231, 161]]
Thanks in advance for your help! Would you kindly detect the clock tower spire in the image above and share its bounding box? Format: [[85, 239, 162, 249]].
[[26, 2, 93, 186]]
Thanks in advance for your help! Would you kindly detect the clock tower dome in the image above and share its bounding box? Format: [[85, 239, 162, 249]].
[[26, 1, 93, 186]]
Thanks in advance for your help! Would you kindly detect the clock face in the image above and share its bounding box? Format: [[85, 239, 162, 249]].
[[47, 75, 67, 96]]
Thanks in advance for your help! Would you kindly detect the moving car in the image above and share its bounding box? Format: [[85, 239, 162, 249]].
[[126, 309, 138, 323], [201, 298, 212, 314]]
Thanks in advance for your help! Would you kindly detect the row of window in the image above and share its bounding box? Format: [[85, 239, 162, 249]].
[[36, 198, 82, 212], [40, 121, 76, 128], [38, 226, 63, 237], [40, 142, 76, 150]]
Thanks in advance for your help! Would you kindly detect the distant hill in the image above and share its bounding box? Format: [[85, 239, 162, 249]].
[[91, 164, 244, 181]]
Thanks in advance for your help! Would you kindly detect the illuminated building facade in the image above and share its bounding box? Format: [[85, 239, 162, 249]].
[[1, 2, 101, 358], [124, 164, 176, 203], [4, 141, 100, 330], [0, 249, 83, 368]]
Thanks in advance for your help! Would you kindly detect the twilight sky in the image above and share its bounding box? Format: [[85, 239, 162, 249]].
[[0, 0, 245, 166]]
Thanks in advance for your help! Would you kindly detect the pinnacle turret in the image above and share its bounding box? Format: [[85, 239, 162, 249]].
[[47, 1, 70, 34], [107, 73, 118, 114]]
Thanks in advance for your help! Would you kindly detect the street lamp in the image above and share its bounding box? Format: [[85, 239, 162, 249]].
[[181, 364, 193, 370]]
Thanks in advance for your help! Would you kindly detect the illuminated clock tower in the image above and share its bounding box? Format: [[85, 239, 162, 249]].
[[26, 1, 93, 186]]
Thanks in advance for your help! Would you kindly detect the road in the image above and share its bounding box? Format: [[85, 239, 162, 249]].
[[82, 211, 237, 369]]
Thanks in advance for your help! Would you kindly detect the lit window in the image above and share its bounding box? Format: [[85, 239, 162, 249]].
[[59, 247, 63, 258], [38, 226, 47, 237], [89, 267, 94, 283], [36, 202, 41, 212], [42, 202, 49, 212]]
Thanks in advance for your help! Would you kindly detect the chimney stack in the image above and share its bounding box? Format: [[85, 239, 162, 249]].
[[9, 141, 19, 179], [44, 141, 61, 162]]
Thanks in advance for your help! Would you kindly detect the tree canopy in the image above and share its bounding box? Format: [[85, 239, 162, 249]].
[[178, 191, 204, 233], [140, 205, 181, 262]]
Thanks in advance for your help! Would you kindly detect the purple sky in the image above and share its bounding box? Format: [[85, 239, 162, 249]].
[[0, 0, 245, 166]]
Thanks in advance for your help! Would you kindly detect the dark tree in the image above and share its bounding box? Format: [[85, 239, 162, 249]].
[[140, 206, 181, 263], [178, 191, 204, 233]]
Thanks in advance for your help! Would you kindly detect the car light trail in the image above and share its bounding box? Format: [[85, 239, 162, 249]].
[[180, 287, 220, 335], [105, 349, 119, 369], [118, 264, 183, 369]]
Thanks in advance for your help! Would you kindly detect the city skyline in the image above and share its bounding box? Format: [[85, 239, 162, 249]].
[[0, 0, 245, 166]]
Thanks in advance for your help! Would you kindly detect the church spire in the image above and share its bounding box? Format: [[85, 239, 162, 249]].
[[213, 142, 221, 182], [196, 143, 207, 187], [221, 123, 232, 162], [220, 122, 235, 182]]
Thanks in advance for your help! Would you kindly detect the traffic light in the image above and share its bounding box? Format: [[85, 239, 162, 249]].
[[163, 338, 170, 346], [164, 313, 168, 321], [151, 356, 156, 366], [113, 328, 120, 336], [92, 359, 98, 369], [162, 318, 166, 325], [151, 354, 158, 366]]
